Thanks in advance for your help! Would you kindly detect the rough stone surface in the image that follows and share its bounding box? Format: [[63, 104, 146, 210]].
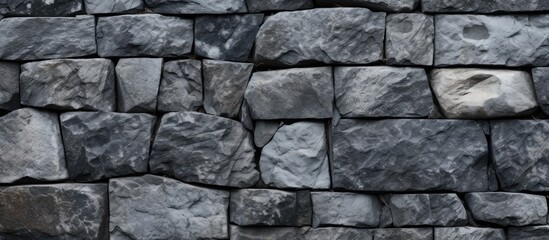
[[434, 227, 505, 240], [315, 0, 418, 12], [230, 189, 303, 226], [157, 59, 202, 112], [386, 14, 434, 66], [97, 14, 193, 57], [0, 108, 67, 183], [422, 0, 549, 13], [385, 194, 468, 227], [0, 0, 83, 17], [465, 192, 548, 226], [85, 0, 143, 14], [374, 228, 432, 240], [240, 99, 254, 131], [335, 67, 434, 118], [254, 121, 280, 148], [195, 14, 263, 62], [116, 58, 162, 113], [260, 122, 330, 189], [508, 226, 549, 240], [0, 16, 95, 60], [430, 69, 538, 118], [0, 183, 108, 240], [60, 112, 154, 182], [246, 0, 313, 12], [245, 67, 333, 120], [0, 61, 19, 110], [332, 119, 489, 192], [230, 226, 301, 240], [255, 8, 385, 67], [20, 59, 115, 111], [311, 192, 381, 227], [303, 227, 373, 240], [203, 60, 253, 118], [144, 0, 247, 14], [150, 112, 259, 188], [109, 175, 229, 240], [532, 68, 549, 115]]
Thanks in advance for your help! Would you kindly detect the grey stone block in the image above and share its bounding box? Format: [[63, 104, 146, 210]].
[[157, 59, 202, 112], [116, 58, 162, 113], [311, 192, 381, 227], [144, 0, 247, 14], [386, 14, 434, 66], [434, 227, 505, 240], [422, 0, 549, 13], [246, 0, 313, 12], [314, 0, 419, 12], [532, 67, 549, 115], [508, 226, 549, 240], [0, 61, 20, 110], [385, 194, 468, 227], [0, 0, 83, 17], [374, 228, 432, 240], [84, 0, 143, 14]]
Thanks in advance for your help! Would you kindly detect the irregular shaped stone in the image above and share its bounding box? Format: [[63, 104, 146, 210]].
[[84, 0, 143, 14], [150, 112, 258, 187], [508, 226, 549, 240], [430, 69, 538, 118], [0, 61, 19, 110], [0, 108, 67, 183], [157, 59, 202, 112], [0, 16, 95, 60], [435, 15, 549, 66], [260, 122, 330, 189], [97, 14, 193, 57], [335, 67, 434, 118], [303, 227, 373, 240], [532, 68, 549, 115], [20, 58, 115, 111], [386, 14, 433, 66], [116, 58, 162, 112], [230, 226, 301, 240], [254, 121, 280, 148], [245, 67, 333, 119], [240, 99, 254, 131], [110, 175, 229, 240], [195, 14, 263, 61], [144, 0, 247, 14], [434, 227, 505, 240], [422, 0, 549, 13], [332, 119, 488, 192], [314, 0, 418, 12], [255, 8, 385, 67], [0, 0, 83, 17], [374, 228, 432, 240], [311, 192, 381, 227], [491, 120, 549, 191], [246, 0, 312, 12], [386, 194, 468, 227], [203, 60, 253, 118]]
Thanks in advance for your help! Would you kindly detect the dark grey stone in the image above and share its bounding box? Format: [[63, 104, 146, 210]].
[[116, 58, 162, 113], [230, 225, 301, 240], [532, 68, 549, 115], [254, 121, 280, 148], [508, 226, 549, 240], [246, 0, 313, 12], [422, 0, 549, 13], [311, 192, 381, 227], [144, 0, 247, 14], [374, 228, 432, 240], [386, 14, 434, 66], [303, 227, 373, 240], [314, 0, 418, 12], [385, 194, 468, 227], [434, 227, 505, 240], [230, 189, 305, 226], [240, 99, 254, 131], [157, 59, 202, 112], [0, 61, 19, 110], [84, 0, 143, 14], [0, 0, 83, 17]]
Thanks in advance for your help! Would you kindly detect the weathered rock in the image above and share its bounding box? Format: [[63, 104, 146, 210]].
[[0, 16, 95, 60], [385, 194, 468, 227], [303, 227, 373, 240], [157, 59, 202, 112], [434, 227, 505, 240], [230, 225, 301, 240], [0, 0, 83, 17], [195, 14, 263, 61], [20, 58, 115, 111], [84, 0, 143, 14], [435, 14, 549, 66], [246, 0, 313, 12], [332, 119, 489, 192], [374, 228, 432, 240], [144, 0, 247, 14], [0, 108, 67, 183], [335, 67, 434, 118], [311, 192, 381, 227], [260, 122, 330, 189], [60, 112, 154, 182], [430, 69, 538, 118], [150, 112, 259, 187], [254, 121, 280, 148], [97, 14, 193, 57], [314, 0, 418, 12], [116, 58, 162, 112], [240, 99, 254, 131], [532, 68, 549, 115], [110, 175, 229, 240], [255, 8, 385, 67], [422, 0, 549, 13], [386, 14, 434, 66], [245, 67, 333, 120], [203, 60, 254, 118], [491, 120, 549, 191], [508, 226, 549, 240], [0, 61, 19, 110]]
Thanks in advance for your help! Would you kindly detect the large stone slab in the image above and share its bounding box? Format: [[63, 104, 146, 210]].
[[97, 14, 193, 57], [0, 61, 19, 110], [116, 58, 162, 112], [422, 0, 549, 13], [157, 59, 203, 112], [332, 119, 489, 192], [0, 183, 108, 240], [255, 8, 385, 67], [85, 0, 143, 14], [246, 0, 313, 12], [532, 68, 549, 115], [150, 112, 259, 188], [434, 227, 505, 240], [430, 69, 538, 118], [508, 226, 549, 240], [335, 67, 433, 118], [374, 228, 432, 240], [245, 67, 333, 120], [435, 14, 549, 66], [386, 14, 433, 66], [60, 112, 154, 182], [0, 16, 95, 60], [0, 0, 83, 17], [230, 226, 301, 240], [144, 0, 247, 14], [20, 58, 115, 111], [385, 194, 467, 227], [110, 175, 229, 240], [314, 0, 418, 12], [311, 192, 381, 227], [0, 108, 67, 183]]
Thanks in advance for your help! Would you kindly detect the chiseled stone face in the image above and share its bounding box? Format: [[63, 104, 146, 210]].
[[0, 0, 83, 17], [314, 0, 418, 12], [303, 227, 373, 240], [84, 0, 143, 14], [311, 192, 382, 228], [422, 0, 549, 13], [385, 194, 468, 227], [144, 0, 247, 14], [116, 58, 162, 113], [230, 225, 301, 240], [508, 226, 549, 240], [157, 59, 203, 112], [254, 121, 280, 148], [374, 228, 432, 240], [230, 189, 304, 226], [532, 67, 549, 115], [0, 61, 20, 110], [386, 13, 434, 66], [435, 227, 505, 240]]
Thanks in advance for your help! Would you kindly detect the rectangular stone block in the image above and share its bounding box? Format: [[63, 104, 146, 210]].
[[144, 0, 247, 14], [0, 0, 83, 17], [422, 0, 549, 13], [311, 192, 381, 227], [315, 0, 418, 12], [386, 13, 433, 66], [435, 227, 505, 240], [384, 194, 468, 227]]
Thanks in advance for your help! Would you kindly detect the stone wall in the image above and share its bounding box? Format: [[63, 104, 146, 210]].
[[0, 0, 548, 239]]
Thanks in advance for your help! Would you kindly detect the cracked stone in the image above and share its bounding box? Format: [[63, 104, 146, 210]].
[[532, 68, 549, 115], [314, 0, 418, 12], [385, 194, 468, 227], [386, 14, 434, 66], [246, 0, 312, 12], [311, 192, 381, 227], [0, 61, 20, 110], [116, 58, 162, 113], [84, 0, 143, 14], [434, 227, 505, 240], [157, 59, 202, 112], [144, 0, 247, 14], [422, 0, 549, 13]]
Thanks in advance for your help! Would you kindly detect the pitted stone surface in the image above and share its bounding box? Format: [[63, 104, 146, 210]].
[[311, 192, 381, 227], [158, 59, 202, 112], [422, 0, 549, 13], [230, 189, 303, 226], [434, 227, 505, 240], [385, 194, 468, 227], [315, 0, 418, 12], [508, 226, 549, 240], [230, 226, 301, 240], [116, 58, 162, 113], [532, 68, 549, 115], [144, 0, 247, 14], [254, 121, 280, 148], [386, 14, 434, 66], [84, 0, 143, 14], [374, 228, 432, 240], [246, 0, 313, 12], [0, 61, 20, 110]]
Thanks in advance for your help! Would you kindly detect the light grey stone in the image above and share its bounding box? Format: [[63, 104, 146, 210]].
[[255, 8, 385, 67], [386, 14, 433, 66], [434, 227, 505, 240], [430, 69, 538, 118], [20, 58, 115, 111], [230, 225, 301, 240], [230, 189, 305, 226], [374, 228, 432, 240], [311, 192, 381, 227], [254, 121, 280, 148], [84, 0, 143, 14], [0, 61, 19, 110], [115, 58, 162, 113], [246, 0, 313, 12], [314, 0, 418, 12], [0, 0, 83, 17], [157, 59, 202, 112], [303, 227, 373, 240], [508, 226, 549, 240], [109, 175, 229, 240], [386, 194, 468, 227], [144, 0, 247, 14], [422, 0, 549, 13], [532, 68, 549, 115]]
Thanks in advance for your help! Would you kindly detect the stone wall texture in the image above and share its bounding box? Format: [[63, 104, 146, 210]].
[[0, 0, 548, 239]]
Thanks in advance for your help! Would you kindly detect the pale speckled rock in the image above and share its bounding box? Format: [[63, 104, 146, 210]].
[[335, 67, 434, 118], [491, 121, 549, 191], [144, 0, 247, 14], [60, 112, 154, 182], [195, 14, 263, 62], [0, 0, 82, 17], [116, 58, 162, 113], [260, 122, 330, 189], [386, 14, 433, 66], [0, 184, 108, 240], [332, 119, 488, 192], [230, 226, 301, 240], [435, 15, 549, 66], [0, 16, 95, 60], [465, 192, 548, 226], [246, 0, 313, 12], [84, 0, 143, 14], [245, 67, 333, 120], [150, 112, 259, 188], [20, 59, 115, 111], [255, 8, 385, 67], [314, 0, 418, 12], [203, 60, 253, 118], [422, 0, 549, 13], [430, 69, 538, 118], [508, 226, 549, 240], [385, 194, 468, 227], [254, 121, 280, 148], [0, 108, 67, 183], [434, 227, 505, 240], [532, 68, 549, 115], [0, 61, 19, 110], [311, 192, 381, 227], [374, 228, 432, 240], [109, 175, 229, 240], [97, 14, 193, 57], [303, 227, 373, 240], [157, 59, 202, 112]]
